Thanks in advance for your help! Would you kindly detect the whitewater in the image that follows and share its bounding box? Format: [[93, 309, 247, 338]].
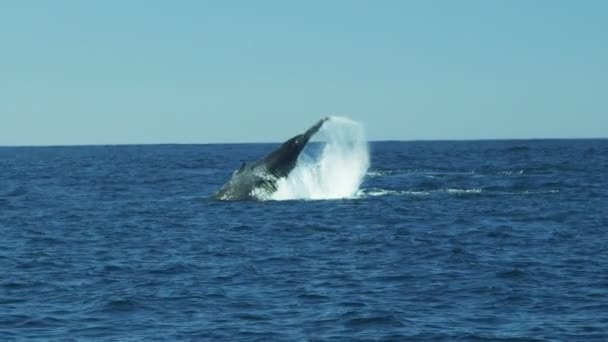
[[269, 116, 369, 201]]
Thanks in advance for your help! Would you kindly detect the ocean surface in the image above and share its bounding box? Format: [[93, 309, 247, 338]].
[[1, 139, 607, 341]]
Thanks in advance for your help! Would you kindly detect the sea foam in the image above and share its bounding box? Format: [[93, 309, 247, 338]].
[[270, 116, 369, 200]]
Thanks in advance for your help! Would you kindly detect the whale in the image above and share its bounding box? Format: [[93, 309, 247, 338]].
[[214, 117, 329, 200]]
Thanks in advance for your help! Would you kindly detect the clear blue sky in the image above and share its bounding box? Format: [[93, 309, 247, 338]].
[[1, 1, 607, 145]]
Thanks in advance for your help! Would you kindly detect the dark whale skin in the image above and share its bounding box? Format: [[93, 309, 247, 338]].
[[214, 117, 329, 200]]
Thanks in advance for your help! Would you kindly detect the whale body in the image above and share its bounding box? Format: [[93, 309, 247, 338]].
[[214, 117, 329, 200]]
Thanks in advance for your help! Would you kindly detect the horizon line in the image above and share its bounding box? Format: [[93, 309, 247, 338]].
[[1, 137, 606, 148]]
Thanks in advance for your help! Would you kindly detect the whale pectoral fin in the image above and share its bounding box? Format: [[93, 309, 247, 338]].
[[301, 117, 330, 140]]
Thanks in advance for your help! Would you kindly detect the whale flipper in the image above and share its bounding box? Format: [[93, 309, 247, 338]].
[[214, 117, 329, 200]]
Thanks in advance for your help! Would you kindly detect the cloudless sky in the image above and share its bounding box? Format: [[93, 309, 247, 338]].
[[1, 0, 607, 145]]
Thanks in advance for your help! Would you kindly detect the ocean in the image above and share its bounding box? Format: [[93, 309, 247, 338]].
[[1, 138, 607, 341]]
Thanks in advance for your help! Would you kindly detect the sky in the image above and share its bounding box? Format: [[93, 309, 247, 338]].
[[1, 0, 607, 145]]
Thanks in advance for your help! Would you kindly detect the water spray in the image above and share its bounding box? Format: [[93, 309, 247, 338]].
[[270, 116, 370, 200]]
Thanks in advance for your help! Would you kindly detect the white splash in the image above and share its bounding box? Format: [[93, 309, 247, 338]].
[[270, 116, 370, 200]]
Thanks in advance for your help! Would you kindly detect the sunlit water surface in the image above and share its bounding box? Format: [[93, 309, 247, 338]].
[[1, 140, 607, 341]]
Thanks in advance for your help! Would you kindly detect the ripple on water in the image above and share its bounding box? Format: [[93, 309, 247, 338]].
[[101, 298, 144, 314], [496, 268, 527, 279], [1, 141, 607, 341], [343, 314, 406, 329]]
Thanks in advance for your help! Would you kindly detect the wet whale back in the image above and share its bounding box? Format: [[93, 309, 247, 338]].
[[214, 118, 328, 200]]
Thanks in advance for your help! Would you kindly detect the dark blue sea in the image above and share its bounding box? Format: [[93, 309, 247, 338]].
[[1, 140, 607, 341]]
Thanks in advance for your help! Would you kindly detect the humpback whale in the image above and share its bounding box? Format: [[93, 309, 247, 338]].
[[214, 117, 330, 200]]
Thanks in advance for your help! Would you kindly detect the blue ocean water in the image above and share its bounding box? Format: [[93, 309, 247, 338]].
[[1, 140, 607, 341]]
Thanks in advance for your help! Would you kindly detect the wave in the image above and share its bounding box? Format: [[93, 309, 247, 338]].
[[270, 116, 370, 200], [358, 188, 560, 198], [360, 188, 481, 197], [445, 188, 483, 194], [366, 168, 528, 177], [361, 189, 431, 197]]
